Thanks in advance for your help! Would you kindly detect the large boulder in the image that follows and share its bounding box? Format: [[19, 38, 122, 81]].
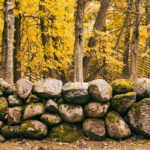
[[111, 92, 136, 115], [59, 104, 84, 123], [8, 95, 21, 107], [111, 79, 133, 95], [88, 79, 112, 102], [105, 111, 131, 139], [49, 123, 83, 142], [62, 82, 89, 104], [16, 78, 33, 99], [127, 98, 150, 138], [84, 102, 110, 118], [133, 78, 150, 99], [1, 125, 21, 138], [23, 103, 45, 120], [32, 78, 62, 98], [45, 99, 58, 113], [41, 114, 61, 126], [83, 118, 105, 141], [8, 106, 23, 125], [21, 120, 47, 139], [0, 97, 8, 120]]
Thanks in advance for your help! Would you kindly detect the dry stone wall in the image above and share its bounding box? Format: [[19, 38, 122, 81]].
[[0, 78, 150, 142]]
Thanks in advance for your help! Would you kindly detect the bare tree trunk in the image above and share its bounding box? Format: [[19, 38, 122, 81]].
[[141, 0, 150, 77], [2, 0, 14, 83], [83, 0, 111, 81], [130, 0, 143, 81], [114, 0, 134, 52], [14, 0, 21, 82], [74, 0, 84, 82]]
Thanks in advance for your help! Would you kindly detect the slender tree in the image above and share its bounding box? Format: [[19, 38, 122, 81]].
[[83, 0, 112, 81], [74, 0, 84, 82], [14, 0, 21, 82], [2, 0, 14, 83], [130, 0, 143, 81]]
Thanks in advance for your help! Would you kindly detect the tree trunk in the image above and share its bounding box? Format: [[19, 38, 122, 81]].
[[114, 0, 134, 52], [14, 0, 21, 83], [2, 0, 14, 83], [130, 0, 143, 81], [83, 0, 111, 81], [74, 0, 84, 82], [122, 0, 133, 78], [141, 0, 150, 77]]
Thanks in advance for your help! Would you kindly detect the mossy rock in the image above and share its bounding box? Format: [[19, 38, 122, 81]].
[[105, 111, 131, 139], [21, 120, 47, 139], [41, 113, 61, 126], [84, 102, 110, 118], [1, 125, 22, 139], [133, 78, 150, 100], [45, 99, 58, 113], [83, 118, 105, 141], [23, 103, 45, 120], [111, 92, 136, 115], [88, 79, 112, 102], [59, 104, 84, 123], [26, 94, 40, 104], [49, 123, 84, 142], [111, 79, 133, 95], [8, 95, 21, 107], [8, 106, 23, 125], [127, 98, 150, 138], [0, 97, 8, 120]]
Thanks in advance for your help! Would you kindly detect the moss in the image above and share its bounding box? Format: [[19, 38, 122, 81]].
[[29, 94, 40, 102], [0, 97, 8, 120], [1, 125, 22, 138], [106, 111, 121, 123], [111, 79, 133, 94], [49, 123, 83, 142]]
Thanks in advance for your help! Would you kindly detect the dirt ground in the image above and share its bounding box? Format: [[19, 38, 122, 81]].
[[0, 137, 150, 150]]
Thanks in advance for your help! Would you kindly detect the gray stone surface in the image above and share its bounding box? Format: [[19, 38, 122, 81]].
[[88, 79, 112, 102], [62, 82, 89, 104], [8, 95, 21, 106], [8, 106, 23, 125], [45, 99, 58, 113], [21, 120, 47, 139], [127, 98, 150, 138], [59, 104, 84, 123], [105, 111, 131, 139], [83, 118, 105, 140], [33, 78, 62, 98], [84, 102, 110, 118], [23, 103, 45, 120], [16, 78, 33, 99], [133, 78, 150, 99], [41, 114, 61, 126]]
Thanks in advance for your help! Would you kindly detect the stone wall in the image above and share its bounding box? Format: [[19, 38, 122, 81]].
[[0, 78, 150, 142]]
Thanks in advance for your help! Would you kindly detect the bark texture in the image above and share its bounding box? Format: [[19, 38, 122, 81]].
[[14, 0, 21, 83], [74, 0, 84, 82], [130, 0, 143, 81], [2, 0, 14, 83]]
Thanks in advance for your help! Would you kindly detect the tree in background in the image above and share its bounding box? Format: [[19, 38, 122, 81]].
[[2, 0, 14, 83]]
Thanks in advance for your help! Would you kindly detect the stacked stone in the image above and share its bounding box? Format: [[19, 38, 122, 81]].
[[0, 77, 150, 143]]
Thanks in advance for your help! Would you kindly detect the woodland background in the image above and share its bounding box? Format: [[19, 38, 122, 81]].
[[0, 0, 150, 83]]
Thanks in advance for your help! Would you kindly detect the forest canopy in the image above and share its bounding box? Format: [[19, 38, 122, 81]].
[[0, 0, 149, 83]]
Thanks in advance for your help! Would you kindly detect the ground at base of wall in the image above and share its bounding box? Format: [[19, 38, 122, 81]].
[[0, 136, 150, 150]]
